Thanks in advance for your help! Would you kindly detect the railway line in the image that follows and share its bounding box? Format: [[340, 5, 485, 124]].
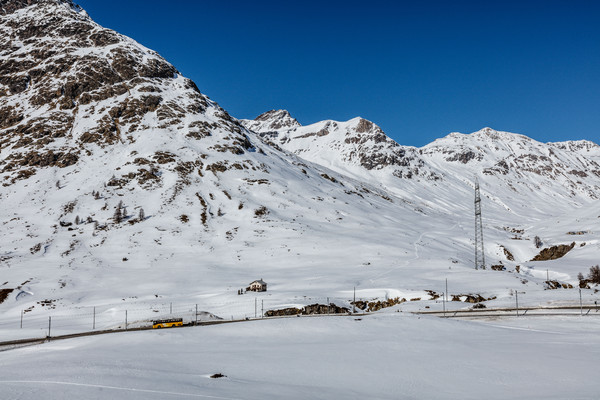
[[1, 305, 597, 351]]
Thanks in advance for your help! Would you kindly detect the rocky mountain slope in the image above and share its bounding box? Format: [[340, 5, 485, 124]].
[[0, 0, 599, 324]]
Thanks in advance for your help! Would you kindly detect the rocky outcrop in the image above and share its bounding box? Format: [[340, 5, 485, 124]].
[[531, 243, 575, 261], [0, 288, 14, 304], [264, 303, 349, 317]]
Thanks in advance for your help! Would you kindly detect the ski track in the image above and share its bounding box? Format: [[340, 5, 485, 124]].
[[0, 380, 242, 400], [369, 223, 459, 284]]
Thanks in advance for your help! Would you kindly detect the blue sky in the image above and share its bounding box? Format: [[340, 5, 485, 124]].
[[77, 0, 600, 147]]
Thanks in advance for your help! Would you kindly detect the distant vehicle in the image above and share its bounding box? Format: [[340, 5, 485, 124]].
[[152, 318, 183, 329]]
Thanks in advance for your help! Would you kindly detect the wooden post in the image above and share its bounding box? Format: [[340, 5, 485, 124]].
[[443, 292, 446, 317]]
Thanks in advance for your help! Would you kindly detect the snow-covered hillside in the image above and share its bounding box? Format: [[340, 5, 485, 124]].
[[0, 0, 599, 339]]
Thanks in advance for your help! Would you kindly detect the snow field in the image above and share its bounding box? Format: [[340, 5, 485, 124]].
[[1, 312, 599, 400]]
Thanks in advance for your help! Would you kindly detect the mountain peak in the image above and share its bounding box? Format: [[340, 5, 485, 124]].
[[243, 109, 301, 132], [255, 109, 294, 122]]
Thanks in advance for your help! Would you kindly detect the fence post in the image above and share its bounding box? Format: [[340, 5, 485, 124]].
[[443, 292, 446, 317], [446, 278, 448, 304]]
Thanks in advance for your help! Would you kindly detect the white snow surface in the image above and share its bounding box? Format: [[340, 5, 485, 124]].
[[2, 313, 600, 400]]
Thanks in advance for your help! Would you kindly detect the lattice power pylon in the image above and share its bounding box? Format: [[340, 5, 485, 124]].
[[474, 178, 485, 270]]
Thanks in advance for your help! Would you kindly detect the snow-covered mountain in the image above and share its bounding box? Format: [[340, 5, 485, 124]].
[[242, 111, 600, 216], [1, 0, 599, 327]]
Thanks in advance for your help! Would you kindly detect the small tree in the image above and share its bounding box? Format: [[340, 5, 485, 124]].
[[113, 204, 122, 223], [94, 191, 100, 200], [534, 236, 543, 249], [138, 208, 145, 221], [588, 265, 600, 284], [74, 215, 80, 225]]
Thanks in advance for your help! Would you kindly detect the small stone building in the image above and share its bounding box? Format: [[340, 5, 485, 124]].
[[247, 279, 267, 292]]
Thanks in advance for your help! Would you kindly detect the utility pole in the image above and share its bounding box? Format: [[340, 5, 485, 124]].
[[474, 178, 485, 270], [170, 302, 172, 314], [261, 300, 264, 318], [327, 297, 330, 315], [254, 297, 257, 318]]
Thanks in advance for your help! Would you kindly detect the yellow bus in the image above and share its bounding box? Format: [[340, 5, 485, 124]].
[[152, 318, 183, 329]]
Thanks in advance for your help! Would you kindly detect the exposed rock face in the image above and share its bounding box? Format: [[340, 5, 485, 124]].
[[531, 242, 576, 261]]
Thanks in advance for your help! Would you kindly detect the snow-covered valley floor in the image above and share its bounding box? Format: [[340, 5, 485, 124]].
[[1, 312, 599, 400]]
